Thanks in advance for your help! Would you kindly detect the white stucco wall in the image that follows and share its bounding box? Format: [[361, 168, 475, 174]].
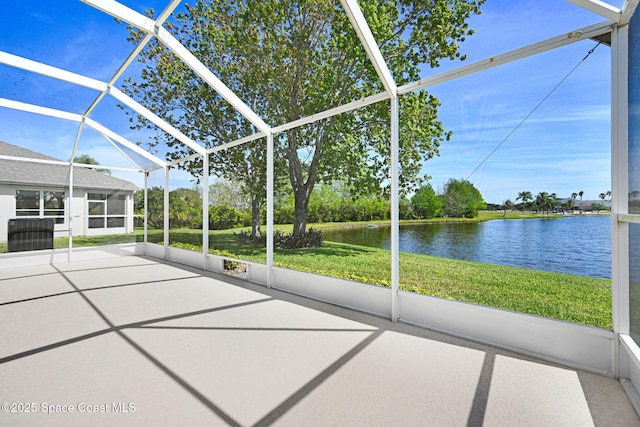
[[0, 185, 136, 243], [0, 186, 15, 243]]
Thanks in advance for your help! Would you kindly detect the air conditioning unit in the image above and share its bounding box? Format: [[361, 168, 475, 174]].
[[7, 218, 55, 252]]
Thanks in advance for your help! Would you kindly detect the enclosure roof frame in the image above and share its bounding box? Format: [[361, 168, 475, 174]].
[[0, 0, 632, 173]]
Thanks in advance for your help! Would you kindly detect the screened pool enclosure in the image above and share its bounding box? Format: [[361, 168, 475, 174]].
[[3, 0, 640, 422]]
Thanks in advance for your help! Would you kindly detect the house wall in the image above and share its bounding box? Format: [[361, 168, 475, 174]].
[[0, 186, 15, 243], [0, 184, 135, 243]]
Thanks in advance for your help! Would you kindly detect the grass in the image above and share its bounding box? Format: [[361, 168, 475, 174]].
[[152, 226, 612, 329], [0, 220, 613, 329]]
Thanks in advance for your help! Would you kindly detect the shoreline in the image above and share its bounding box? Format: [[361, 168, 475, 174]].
[[311, 210, 611, 232]]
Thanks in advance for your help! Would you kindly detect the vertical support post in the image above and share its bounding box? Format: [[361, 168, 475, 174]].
[[390, 96, 400, 322], [202, 154, 210, 270], [68, 164, 74, 262], [164, 166, 170, 259], [68, 122, 84, 262], [143, 171, 149, 243], [267, 133, 274, 288], [612, 23, 630, 379]]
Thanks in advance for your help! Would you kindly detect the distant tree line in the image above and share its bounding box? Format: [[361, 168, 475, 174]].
[[134, 178, 487, 230], [484, 190, 612, 213]]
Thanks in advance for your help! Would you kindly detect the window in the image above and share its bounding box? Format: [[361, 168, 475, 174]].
[[88, 193, 126, 229], [15, 190, 65, 224]]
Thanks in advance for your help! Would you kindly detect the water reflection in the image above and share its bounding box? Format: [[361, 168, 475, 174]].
[[322, 216, 611, 279]]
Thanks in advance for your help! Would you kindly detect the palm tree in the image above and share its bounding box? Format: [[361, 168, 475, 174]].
[[599, 193, 607, 213], [516, 191, 533, 212], [536, 192, 550, 215], [606, 190, 612, 201], [550, 193, 558, 212], [578, 191, 584, 212]]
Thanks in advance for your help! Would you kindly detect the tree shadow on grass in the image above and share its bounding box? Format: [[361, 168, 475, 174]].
[[155, 229, 379, 262], [274, 242, 378, 258]]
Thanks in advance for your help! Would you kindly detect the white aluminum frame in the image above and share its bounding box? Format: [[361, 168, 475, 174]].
[[82, 0, 272, 136], [0, 0, 639, 395]]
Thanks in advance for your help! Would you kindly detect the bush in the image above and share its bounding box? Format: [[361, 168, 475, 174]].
[[276, 227, 323, 249], [236, 227, 323, 249], [209, 204, 244, 230]]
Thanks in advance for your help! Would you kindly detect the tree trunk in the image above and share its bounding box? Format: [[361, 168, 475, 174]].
[[293, 188, 310, 235], [250, 192, 261, 237], [285, 120, 332, 236]]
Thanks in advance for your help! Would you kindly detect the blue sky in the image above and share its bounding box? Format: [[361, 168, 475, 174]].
[[0, 0, 621, 203]]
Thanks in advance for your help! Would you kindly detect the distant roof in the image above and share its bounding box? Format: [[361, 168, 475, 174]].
[[0, 141, 138, 192]]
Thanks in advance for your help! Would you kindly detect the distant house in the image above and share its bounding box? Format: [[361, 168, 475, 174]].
[[0, 141, 138, 242]]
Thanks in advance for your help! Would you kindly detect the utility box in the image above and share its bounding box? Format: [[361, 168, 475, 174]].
[[7, 218, 55, 252]]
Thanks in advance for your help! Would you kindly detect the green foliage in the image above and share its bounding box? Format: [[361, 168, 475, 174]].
[[237, 227, 323, 249], [275, 227, 323, 249], [209, 204, 250, 230], [135, 187, 250, 230], [74, 153, 111, 175], [441, 179, 486, 218], [123, 0, 485, 235], [274, 183, 391, 224], [411, 184, 442, 218], [170, 188, 203, 229], [516, 190, 533, 212], [134, 187, 164, 229]]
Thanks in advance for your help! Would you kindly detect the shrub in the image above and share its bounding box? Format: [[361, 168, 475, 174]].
[[209, 204, 243, 230], [276, 227, 323, 249], [235, 227, 323, 249]]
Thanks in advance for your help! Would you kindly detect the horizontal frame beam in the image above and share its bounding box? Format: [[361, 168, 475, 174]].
[[0, 50, 205, 156], [272, 92, 390, 134], [0, 97, 165, 168], [567, 0, 621, 22], [618, 214, 640, 224], [0, 154, 139, 172], [143, 19, 617, 171], [0, 98, 83, 122], [399, 20, 615, 95], [0, 51, 107, 92], [71, 162, 142, 173]]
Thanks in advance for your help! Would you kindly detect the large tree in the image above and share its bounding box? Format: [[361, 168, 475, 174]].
[[411, 183, 442, 218], [124, 0, 484, 235], [441, 178, 485, 218]]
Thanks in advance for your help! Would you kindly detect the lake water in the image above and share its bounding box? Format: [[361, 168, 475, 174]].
[[322, 215, 611, 279]]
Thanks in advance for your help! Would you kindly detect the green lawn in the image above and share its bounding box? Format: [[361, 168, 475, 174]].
[[0, 220, 612, 329], [152, 226, 612, 329]]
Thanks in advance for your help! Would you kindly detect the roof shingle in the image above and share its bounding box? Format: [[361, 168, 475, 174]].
[[0, 141, 138, 192]]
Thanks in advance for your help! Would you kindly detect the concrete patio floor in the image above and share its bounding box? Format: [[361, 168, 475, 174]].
[[0, 255, 639, 426]]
